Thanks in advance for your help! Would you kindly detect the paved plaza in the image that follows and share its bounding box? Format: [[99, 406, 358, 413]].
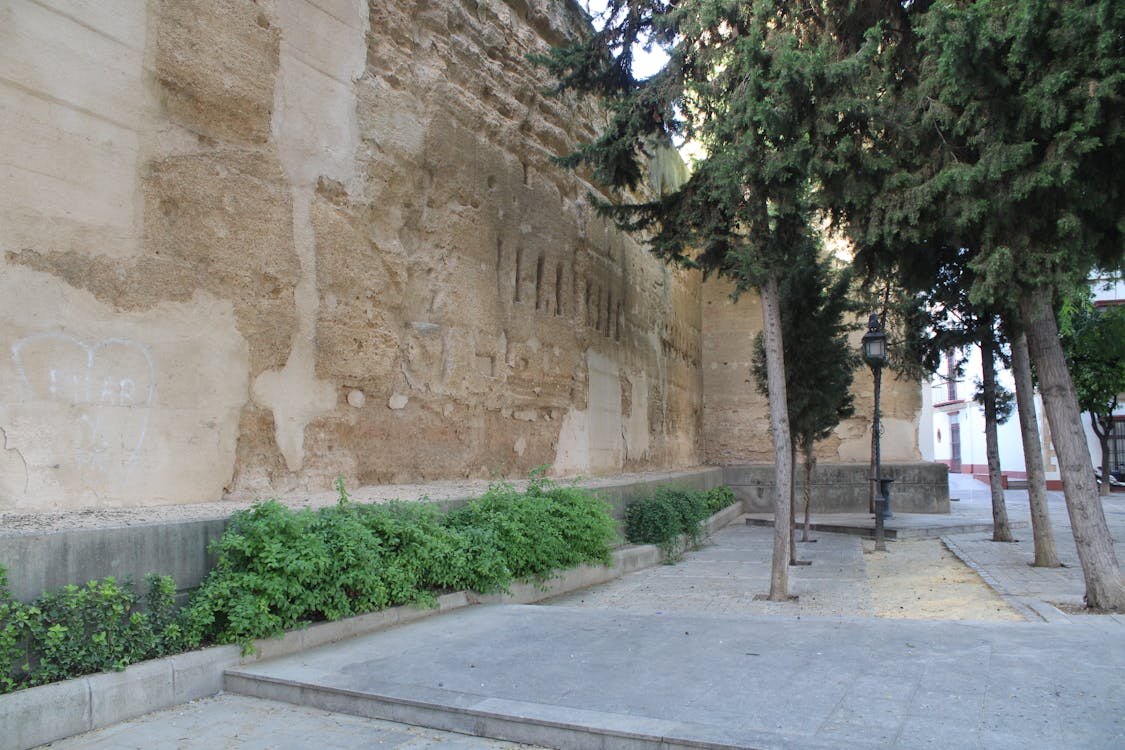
[[37, 476, 1125, 749]]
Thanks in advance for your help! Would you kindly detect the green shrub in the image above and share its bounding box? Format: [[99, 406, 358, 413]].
[[443, 471, 615, 583], [0, 569, 180, 694], [703, 486, 736, 514], [0, 472, 632, 684], [623, 485, 737, 561], [183, 472, 615, 652]]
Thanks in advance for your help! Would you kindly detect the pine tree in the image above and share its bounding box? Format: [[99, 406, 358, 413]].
[[839, 0, 1125, 608], [538, 1, 880, 600]]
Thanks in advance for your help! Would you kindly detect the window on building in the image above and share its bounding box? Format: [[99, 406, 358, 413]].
[[945, 357, 959, 402], [1109, 418, 1125, 475]]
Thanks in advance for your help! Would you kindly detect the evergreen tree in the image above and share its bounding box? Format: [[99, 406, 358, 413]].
[[752, 244, 857, 551], [539, 0, 880, 601], [840, 0, 1125, 608]]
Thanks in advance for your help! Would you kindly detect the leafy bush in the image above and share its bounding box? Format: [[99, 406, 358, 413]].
[[704, 485, 735, 514], [182, 472, 615, 652], [0, 569, 180, 694], [445, 471, 616, 581], [0, 472, 627, 684], [624, 485, 737, 561]]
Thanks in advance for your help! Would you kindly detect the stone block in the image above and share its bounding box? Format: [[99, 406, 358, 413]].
[[0, 677, 90, 750], [89, 658, 175, 728]]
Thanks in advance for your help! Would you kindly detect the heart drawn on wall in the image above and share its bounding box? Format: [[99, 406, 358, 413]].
[[11, 332, 156, 482]]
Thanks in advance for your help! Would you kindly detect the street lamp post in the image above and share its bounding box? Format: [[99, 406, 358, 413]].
[[862, 313, 891, 552]]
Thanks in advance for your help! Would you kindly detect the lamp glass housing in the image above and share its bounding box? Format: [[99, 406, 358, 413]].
[[861, 314, 887, 367], [862, 333, 887, 365]]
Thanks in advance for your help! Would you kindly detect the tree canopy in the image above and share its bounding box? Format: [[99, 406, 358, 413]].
[[538, 0, 891, 599], [1060, 293, 1125, 490], [839, 0, 1125, 608], [543, 0, 1125, 608]]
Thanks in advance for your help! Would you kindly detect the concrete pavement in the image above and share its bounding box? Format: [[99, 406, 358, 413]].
[[37, 475, 1125, 749]]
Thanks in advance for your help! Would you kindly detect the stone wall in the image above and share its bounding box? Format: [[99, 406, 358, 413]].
[[0, 0, 703, 511], [701, 278, 922, 465], [0, 0, 926, 514]]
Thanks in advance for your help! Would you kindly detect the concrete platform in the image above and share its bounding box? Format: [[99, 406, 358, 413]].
[[225, 603, 1125, 750]]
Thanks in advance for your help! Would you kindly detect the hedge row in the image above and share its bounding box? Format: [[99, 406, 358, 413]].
[[0, 473, 617, 692], [624, 485, 736, 560]]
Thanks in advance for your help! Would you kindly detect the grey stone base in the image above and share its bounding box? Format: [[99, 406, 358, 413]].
[[724, 462, 950, 515]]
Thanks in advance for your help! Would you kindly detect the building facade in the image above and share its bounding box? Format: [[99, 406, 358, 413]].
[[920, 272, 1125, 489]]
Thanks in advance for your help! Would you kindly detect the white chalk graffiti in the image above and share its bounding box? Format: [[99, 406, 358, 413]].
[[11, 333, 155, 480]]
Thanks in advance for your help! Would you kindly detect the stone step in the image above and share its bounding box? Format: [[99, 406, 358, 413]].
[[223, 668, 749, 750], [743, 513, 1022, 540]]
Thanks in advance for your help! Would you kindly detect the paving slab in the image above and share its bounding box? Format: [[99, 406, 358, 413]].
[[225, 603, 1125, 750], [545, 521, 875, 619], [941, 473, 1125, 618]]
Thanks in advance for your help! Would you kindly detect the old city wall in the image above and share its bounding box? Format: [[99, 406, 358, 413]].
[[702, 279, 922, 465], [0, 0, 705, 511]]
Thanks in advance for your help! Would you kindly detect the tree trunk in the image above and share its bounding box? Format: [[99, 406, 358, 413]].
[[981, 327, 1013, 542], [1010, 330, 1061, 567], [1022, 286, 1125, 610], [760, 274, 793, 601], [802, 444, 814, 543], [789, 440, 797, 565], [1091, 415, 1111, 498]]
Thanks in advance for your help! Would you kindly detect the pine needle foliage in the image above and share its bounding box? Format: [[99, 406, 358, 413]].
[[751, 244, 858, 453]]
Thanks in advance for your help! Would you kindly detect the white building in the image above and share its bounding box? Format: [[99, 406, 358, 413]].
[[919, 271, 1125, 489]]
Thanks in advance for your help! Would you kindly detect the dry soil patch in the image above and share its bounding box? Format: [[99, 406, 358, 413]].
[[865, 538, 1025, 621]]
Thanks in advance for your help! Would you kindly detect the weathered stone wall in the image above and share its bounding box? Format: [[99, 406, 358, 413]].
[[701, 279, 922, 464], [0, 0, 703, 511]]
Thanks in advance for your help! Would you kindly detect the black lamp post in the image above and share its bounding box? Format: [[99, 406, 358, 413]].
[[861, 313, 892, 551]]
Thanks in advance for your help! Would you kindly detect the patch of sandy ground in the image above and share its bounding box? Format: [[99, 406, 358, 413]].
[[864, 538, 1025, 622]]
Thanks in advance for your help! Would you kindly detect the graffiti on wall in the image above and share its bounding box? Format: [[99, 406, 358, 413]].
[[10, 333, 155, 481]]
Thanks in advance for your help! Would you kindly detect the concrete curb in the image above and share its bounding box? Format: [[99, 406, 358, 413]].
[[1, 503, 740, 750], [940, 535, 1070, 623]]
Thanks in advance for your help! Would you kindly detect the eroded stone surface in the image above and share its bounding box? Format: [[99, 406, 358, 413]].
[[0, 0, 716, 510], [0, 0, 920, 511]]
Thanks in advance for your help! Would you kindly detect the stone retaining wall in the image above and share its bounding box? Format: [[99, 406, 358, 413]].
[[725, 463, 950, 514], [0, 468, 723, 604]]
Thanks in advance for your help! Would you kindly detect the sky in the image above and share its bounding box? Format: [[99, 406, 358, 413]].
[[580, 0, 670, 79]]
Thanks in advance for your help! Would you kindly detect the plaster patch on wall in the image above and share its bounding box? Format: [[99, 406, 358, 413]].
[[0, 0, 152, 259], [553, 350, 625, 474], [253, 0, 369, 471], [623, 372, 650, 461], [553, 408, 590, 475], [251, 186, 338, 472]]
